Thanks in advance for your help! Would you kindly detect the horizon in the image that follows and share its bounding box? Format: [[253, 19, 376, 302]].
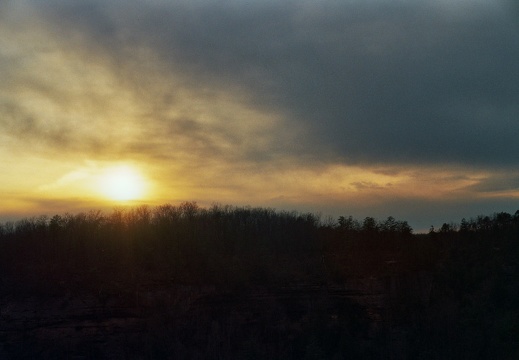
[[1, 201, 518, 235], [1, 0, 519, 232]]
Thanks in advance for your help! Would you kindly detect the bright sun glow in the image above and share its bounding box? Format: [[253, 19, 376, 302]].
[[98, 165, 147, 201]]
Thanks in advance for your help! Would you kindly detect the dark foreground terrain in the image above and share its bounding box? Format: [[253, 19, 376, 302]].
[[1, 203, 518, 359]]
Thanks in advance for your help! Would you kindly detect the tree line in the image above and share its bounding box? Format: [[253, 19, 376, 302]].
[[1, 203, 519, 359]]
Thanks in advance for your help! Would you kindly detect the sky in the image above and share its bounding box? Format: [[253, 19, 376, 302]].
[[1, 0, 519, 231]]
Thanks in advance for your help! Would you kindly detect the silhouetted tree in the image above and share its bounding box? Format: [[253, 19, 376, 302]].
[[361, 216, 378, 233], [338, 215, 360, 233]]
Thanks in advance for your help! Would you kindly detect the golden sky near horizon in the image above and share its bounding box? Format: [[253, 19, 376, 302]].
[[1, 0, 519, 230]]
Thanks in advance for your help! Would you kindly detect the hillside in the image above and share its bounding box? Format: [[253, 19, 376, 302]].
[[1, 203, 518, 359]]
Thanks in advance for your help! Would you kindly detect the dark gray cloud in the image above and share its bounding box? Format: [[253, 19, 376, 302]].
[[31, 0, 518, 168], [41, 1, 519, 166], [465, 173, 519, 193]]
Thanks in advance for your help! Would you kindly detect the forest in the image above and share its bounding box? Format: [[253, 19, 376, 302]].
[[1, 202, 518, 359]]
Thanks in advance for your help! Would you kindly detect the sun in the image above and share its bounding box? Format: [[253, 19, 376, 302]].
[[98, 165, 147, 201]]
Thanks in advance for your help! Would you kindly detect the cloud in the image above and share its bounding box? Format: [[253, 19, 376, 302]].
[[148, 1, 511, 167], [463, 173, 519, 194], [1, 1, 305, 167], [4, 0, 518, 169], [38, 168, 93, 192], [350, 181, 389, 191], [2, 0, 519, 229]]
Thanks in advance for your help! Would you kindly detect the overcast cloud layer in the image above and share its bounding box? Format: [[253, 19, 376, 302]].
[[1, 0, 519, 229]]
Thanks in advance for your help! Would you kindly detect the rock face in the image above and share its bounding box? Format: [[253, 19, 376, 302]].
[[0, 273, 434, 359]]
